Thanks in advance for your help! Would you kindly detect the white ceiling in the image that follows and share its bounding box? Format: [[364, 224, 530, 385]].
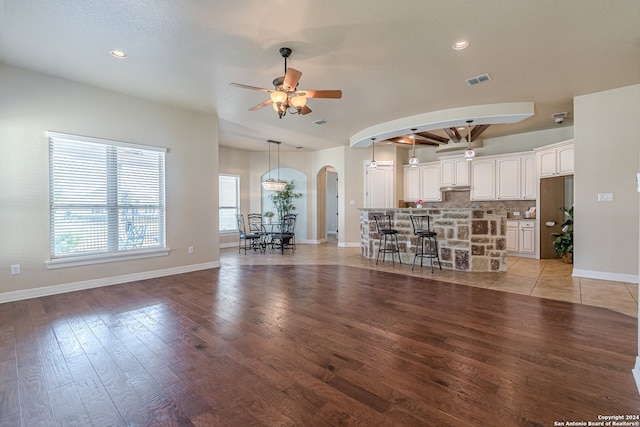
[[1, 0, 639, 152]]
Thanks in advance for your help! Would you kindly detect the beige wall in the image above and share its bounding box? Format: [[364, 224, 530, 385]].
[[573, 84, 640, 280], [0, 64, 219, 296], [218, 146, 251, 247]]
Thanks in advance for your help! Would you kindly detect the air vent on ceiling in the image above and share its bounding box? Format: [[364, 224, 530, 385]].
[[465, 73, 492, 86], [312, 119, 327, 125]]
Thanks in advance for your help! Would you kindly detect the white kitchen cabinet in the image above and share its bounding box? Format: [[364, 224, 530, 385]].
[[557, 144, 574, 175], [419, 162, 442, 201], [507, 220, 536, 255], [535, 140, 574, 178], [520, 221, 536, 253], [441, 158, 470, 188], [496, 157, 521, 200], [506, 221, 519, 252], [521, 154, 537, 200], [470, 159, 495, 200], [403, 165, 420, 201]]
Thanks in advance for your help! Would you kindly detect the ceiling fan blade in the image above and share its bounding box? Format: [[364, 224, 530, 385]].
[[283, 68, 302, 91], [300, 105, 312, 115], [229, 83, 271, 92], [249, 99, 273, 111], [302, 90, 342, 99]]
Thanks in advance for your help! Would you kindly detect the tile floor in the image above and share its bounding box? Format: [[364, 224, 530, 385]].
[[221, 239, 638, 318]]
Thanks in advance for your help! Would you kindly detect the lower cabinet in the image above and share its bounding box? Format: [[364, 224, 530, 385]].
[[507, 220, 536, 255]]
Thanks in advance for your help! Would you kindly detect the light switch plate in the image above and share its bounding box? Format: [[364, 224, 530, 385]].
[[597, 192, 614, 202]]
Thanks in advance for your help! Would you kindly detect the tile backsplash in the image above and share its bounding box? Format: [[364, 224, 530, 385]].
[[402, 190, 534, 219]]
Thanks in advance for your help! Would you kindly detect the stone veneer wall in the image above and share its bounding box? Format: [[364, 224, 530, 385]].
[[361, 208, 507, 272]]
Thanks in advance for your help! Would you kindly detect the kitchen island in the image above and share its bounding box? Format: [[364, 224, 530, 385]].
[[360, 208, 508, 272]]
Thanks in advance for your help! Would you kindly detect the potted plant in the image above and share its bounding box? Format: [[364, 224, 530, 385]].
[[264, 210, 274, 224], [415, 199, 424, 209], [552, 206, 573, 263], [269, 180, 302, 220]]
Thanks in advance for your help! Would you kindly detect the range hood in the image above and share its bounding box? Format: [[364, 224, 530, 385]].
[[440, 185, 471, 192]]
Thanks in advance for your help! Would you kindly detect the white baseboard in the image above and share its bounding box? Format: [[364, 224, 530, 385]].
[[219, 242, 237, 249], [572, 268, 639, 284], [633, 357, 640, 395], [338, 241, 361, 248], [0, 261, 220, 304]]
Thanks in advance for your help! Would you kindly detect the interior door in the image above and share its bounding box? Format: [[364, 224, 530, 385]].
[[539, 176, 565, 258], [364, 161, 394, 208]]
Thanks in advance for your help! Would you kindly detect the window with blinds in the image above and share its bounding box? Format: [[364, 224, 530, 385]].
[[219, 174, 240, 232], [47, 132, 166, 260]]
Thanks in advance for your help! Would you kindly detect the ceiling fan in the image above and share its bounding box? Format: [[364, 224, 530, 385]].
[[229, 47, 342, 119]]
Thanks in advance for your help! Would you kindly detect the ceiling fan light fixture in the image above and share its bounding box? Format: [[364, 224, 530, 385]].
[[290, 94, 307, 109], [270, 90, 287, 104]]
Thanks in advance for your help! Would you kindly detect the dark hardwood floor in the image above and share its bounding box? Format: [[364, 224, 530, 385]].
[[1, 264, 638, 426]]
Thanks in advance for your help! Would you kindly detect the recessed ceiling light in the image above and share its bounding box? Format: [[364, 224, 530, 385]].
[[452, 40, 469, 50], [110, 50, 127, 59]]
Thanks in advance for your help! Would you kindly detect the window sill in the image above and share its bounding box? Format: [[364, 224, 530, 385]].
[[45, 248, 170, 269]]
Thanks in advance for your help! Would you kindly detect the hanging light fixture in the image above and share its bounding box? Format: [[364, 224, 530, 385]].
[[409, 128, 419, 168], [464, 120, 475, 161], [369, 137, 377, 170], [262, 140, 287, 191]]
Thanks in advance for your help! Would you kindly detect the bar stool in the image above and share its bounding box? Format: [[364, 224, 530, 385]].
[[373, 215, 402, 265], [410, 215, 441, 272]]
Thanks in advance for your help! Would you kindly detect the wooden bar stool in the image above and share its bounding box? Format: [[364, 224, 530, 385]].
[[373, 215, 402, 266], [410, 215, 441, 273]]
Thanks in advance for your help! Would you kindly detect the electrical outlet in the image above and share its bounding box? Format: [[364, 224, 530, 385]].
[[11, 264, 21, 275], [188, 246, 194, 254]]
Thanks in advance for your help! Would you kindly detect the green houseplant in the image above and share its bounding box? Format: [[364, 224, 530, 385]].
[[552, 206, 573, 263], [269, 180, 302, 220], [263, 210, 275, 224]]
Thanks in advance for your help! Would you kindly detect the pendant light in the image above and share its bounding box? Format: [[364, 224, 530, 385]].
[[262, 140, 287, 191], [369, 137, 377, 170], [464, 120, 475, 161], [409, 128, 419, 168]]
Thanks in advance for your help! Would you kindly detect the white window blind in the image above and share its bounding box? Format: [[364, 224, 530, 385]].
[[48, 132, 166, 260], [219, 175, 240, 232]]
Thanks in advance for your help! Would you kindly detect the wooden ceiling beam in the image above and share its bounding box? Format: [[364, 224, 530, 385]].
[[470, 124, 490, 142]]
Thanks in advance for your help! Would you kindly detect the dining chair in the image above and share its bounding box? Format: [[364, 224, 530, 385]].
[[236, 214, 263, 254], [271, 213, 296, 254]]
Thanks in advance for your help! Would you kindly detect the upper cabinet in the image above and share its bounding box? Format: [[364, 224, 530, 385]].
[[470, 153, 537, 201], [403, 166, 420, 201], [496, 157, 520, 200], [535, 140, 574, 178], [470, 159, 495, 200], [441, 158, 470, 187], [403, 162, 442, 202]]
